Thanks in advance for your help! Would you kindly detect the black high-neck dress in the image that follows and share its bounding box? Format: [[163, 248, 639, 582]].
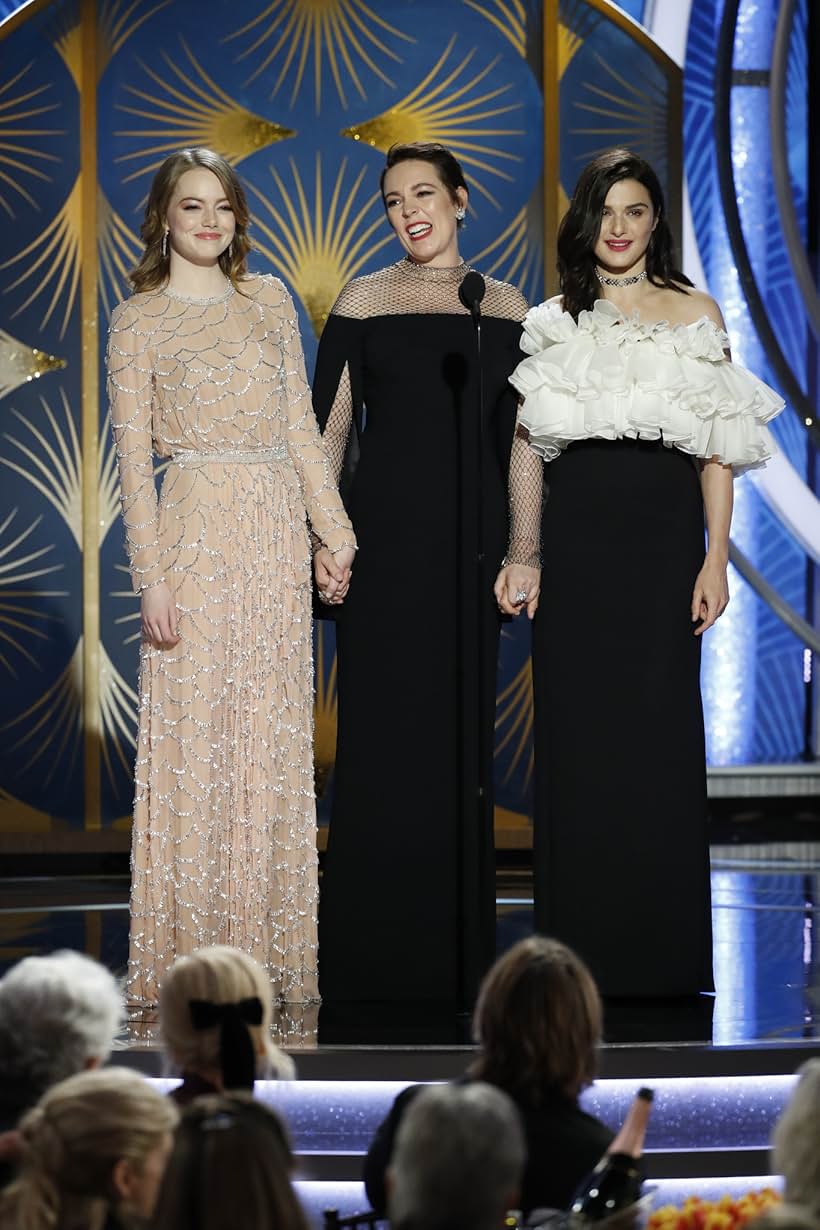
[[312, 258, 540, 1012]]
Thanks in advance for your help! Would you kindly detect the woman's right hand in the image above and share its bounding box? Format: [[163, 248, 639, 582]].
[[141, 581, 180, 647]]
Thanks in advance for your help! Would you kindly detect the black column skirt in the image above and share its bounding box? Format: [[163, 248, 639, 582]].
[[532, 438, 714, 997]]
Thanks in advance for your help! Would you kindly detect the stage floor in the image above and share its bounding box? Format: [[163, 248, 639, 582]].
[[1, 839, 818, 1048]]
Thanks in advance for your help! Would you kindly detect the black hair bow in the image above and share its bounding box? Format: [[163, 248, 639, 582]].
[[188, 996, 264, 1091]]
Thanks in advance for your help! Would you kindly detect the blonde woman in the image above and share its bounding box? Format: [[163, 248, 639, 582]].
[[107, 146, 356, 1009], [160, 946, 294, 1103], [0, 1068, 177, 1230]]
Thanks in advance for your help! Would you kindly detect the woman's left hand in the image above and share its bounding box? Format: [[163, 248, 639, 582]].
[[691, 553, 730, 635], [494, 564, 541, 619]]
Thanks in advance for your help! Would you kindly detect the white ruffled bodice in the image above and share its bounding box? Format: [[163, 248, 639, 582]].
[[510, 299, 784, 473]]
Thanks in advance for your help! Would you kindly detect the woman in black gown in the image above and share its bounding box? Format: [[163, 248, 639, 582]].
[[312, 142, 542, 1012], [509, 150, 783, 998]]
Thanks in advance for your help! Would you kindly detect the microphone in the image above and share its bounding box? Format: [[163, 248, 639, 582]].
[[459, 270, 486, 325]]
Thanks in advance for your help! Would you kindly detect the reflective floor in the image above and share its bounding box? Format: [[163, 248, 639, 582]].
[[1, 839, 818, 1048]]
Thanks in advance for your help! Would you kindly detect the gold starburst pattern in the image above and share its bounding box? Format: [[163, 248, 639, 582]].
[[1, 176, 81, 338], [251, 154, 392, 335], [227, 0, 414, 112], [0, 329, 66, 402], [99, 642, 138, 787], [115, 40, 296, 185], [52, 0, 174, 88], [98, 188, 142, 321], [0, 390, 82, 547], [570, 53, 667, 167], [110, 563, 141, 647], [468, 191, 543, 305], [558, 1, 601, 77], [313, 623, 337, 797], [341, 35, 523, 210], [1, 639, 82, 786], [464, 0, 527, 57], [0, 62, 63, 219], [0, 509, 66, 679], [495, 656, 533, 788]]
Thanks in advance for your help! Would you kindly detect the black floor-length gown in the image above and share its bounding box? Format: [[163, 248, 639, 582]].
[[511, 298, 783, 998], [312, 258, 539, 1009]]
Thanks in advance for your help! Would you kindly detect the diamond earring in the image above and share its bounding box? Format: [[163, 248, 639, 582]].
[[161, 228, 169, 259], [455, 207, 466, 221]]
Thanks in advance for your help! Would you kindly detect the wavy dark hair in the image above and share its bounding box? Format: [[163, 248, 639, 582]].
[[129, 147, 252, 293], [557, 148, 692, 319], [380, 141, 469, 228]]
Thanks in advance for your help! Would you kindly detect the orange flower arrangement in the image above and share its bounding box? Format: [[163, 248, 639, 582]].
[[649, 1190, 781, 1230]]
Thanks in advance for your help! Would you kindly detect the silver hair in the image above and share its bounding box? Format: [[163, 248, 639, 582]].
[[772, 1059, 820, 1217], [0, 950, 124, 1098], [388, 1083, 526, 1230]]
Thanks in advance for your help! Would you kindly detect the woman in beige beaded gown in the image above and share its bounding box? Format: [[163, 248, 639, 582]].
[[107, 147, 356, 1008]]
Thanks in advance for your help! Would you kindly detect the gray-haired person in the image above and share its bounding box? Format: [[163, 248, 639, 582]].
[[772, 1058, 820, 1220], [387, 1083, 526, 1230], [0, 949, 124, 1185]]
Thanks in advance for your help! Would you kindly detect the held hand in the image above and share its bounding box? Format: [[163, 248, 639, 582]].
[[494, 564, 541, 620], [141, 581, 180, 648], [314, 545, 355, 605], [691, 554, 730, 636]]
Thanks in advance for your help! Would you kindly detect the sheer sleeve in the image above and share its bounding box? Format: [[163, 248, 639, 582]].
[[505, 425, 543, 567], [313, 301, 365, 489], [276, 282, 357, 554], [107, 299, 163, 594]]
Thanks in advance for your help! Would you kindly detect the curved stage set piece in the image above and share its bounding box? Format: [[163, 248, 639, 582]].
[[0, 0, 818, 1221]]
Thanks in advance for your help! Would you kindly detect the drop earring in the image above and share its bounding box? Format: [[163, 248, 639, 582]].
[[227, 240, 233, 259], [161, 228, 169, 259], [455, 207, 466, 221]]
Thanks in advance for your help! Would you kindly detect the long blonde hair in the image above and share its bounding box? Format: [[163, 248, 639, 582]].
[[0, 1067, 178, 1230], [159, 947, 293, 1084], [129, 147, 252, 294]]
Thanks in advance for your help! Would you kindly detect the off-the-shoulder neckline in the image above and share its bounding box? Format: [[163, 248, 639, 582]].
[[542, 297, 729, 342]]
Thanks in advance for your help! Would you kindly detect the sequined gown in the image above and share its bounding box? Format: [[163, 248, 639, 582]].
[[313, 258, 542, 1011], [107, 275, 356, 1007]]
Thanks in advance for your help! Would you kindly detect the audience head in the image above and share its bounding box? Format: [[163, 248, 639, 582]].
[[1, 1067, 177, 1230], [152, 1092, 308, 1230], [388, 1083, 525, 1230], [0, 950, 124, 1108], [470, 935, 602, 1105], [160, 946, 293, 1090], [773, 1058, 820, 1217]]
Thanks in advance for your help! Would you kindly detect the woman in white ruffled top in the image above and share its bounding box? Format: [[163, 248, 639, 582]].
[[503, 148, 783, 1000]]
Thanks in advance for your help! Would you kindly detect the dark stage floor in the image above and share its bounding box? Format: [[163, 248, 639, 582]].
[[1, 838, 818, 1048]]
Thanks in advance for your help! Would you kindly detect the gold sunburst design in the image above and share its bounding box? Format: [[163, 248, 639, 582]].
[[313, 623, 337, 797], [98, 188, 142, 321], [0, 389, 82, 547], [251, 154, 393, 335], [111, 563, 141, 646], [570, 52, 666, 166], [99, 642, 138, 787], [1, 639, 83, 786], [341, 35, 523, 210], [464, 0, 527, 57], [1, 176, 81, 339], [227, 0, 414, 112], [0, 509, 66, 679], [115, 40, 296, 186], [0, 329, 66, 402], [0, 62, 63, 220], [495, 655, 533, 788], [558, 0, 601, 77], [53, 0, 173, 88], [468, 192, 543, 305]]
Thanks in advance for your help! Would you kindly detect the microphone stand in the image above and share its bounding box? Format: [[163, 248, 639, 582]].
[[458, 271, 491, 1010]]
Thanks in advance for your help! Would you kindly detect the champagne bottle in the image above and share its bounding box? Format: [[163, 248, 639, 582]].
[[570, 1087, 654, 1222]]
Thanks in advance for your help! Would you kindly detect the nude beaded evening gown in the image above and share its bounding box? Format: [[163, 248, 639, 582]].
[[107, 274, 355, 1007]]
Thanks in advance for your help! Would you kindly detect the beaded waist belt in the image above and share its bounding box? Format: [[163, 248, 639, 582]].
[[171, 443, 289, 466]]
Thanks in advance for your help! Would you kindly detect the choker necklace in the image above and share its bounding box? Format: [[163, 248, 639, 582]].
[[596, 268, 647, 287]]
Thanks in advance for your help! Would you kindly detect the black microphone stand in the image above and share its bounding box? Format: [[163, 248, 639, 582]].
[[457, 271, 492, 1010]]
